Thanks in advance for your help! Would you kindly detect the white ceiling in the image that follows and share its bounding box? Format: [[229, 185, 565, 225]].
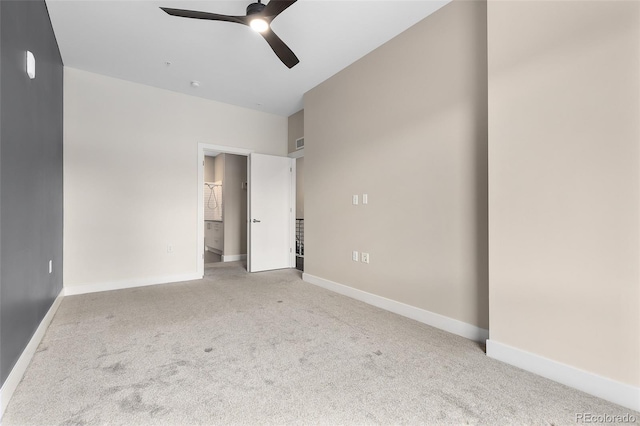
[[46, 0, 450, 116]]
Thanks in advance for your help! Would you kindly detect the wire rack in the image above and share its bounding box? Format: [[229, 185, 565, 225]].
[[295, 219, 304, 271]]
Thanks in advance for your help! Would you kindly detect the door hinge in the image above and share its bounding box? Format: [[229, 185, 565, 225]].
[[290, 248, 292, 253], [290, 167, 292, 172]]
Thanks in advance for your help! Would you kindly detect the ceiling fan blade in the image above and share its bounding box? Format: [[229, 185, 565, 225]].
[[262, 0, 297, 20], [260, 29, 299, 68], [160, 8, 247, 25]]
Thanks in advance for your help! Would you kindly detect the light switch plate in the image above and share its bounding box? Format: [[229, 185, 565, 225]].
[[352, 195, 358, 205], [352, 250, 359, 261]]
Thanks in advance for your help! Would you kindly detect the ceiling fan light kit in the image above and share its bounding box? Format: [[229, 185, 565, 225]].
[[160, 0, 299, 68], [249, 18, 269, 33]]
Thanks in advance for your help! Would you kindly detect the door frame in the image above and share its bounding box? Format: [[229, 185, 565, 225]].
[[197, 143, 253, 277], [197, 143, 296, 277]]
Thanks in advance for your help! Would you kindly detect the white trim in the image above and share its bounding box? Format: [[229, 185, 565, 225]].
[[487, 339, 640, 412], [221, 254, 247, 262], [200, 143, 253, 157], [198, 143, 253, 278], [288, 148, 304, 159], [63, 273, 201, 296], [302, 273, 489, 342], [1, 289, 64, 418]]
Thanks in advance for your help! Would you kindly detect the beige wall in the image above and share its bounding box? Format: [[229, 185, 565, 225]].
[[296, 157, 304, 219], [289, 110, 305, 219], [223, 154, 248, 256], [64, 68, 286, 288], [488, 1, 640, 387], [204, 156, 216, 182], [304, 0, 488, 329], [213, 154, 224, 183], [288, 109, 304, 154]]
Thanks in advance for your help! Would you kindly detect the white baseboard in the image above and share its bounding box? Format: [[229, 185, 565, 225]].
[[221, 254, 247, 262], [1, 288, 65, 418], [206, 246, 222, 255], [64, 272, 202, 296], [487, 339, 640, 412], [302, 273, 489, 342]]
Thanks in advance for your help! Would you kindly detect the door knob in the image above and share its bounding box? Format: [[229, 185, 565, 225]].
[[252, 219, 261, 223]]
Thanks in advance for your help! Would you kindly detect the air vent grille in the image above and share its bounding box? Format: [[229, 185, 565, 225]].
[[296, 137, 304, 150]]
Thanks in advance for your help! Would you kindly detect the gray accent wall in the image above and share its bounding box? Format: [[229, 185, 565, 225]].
[[0, 0, 63, 386]]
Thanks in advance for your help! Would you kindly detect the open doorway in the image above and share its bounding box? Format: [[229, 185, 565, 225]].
[[289, 138, 304, 272], [197, 143, 296, 277], [198, 144, 252, 275], [203, 153, 248, 267]]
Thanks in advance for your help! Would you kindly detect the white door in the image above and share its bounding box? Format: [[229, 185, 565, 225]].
[[248, 153, 294, 272]]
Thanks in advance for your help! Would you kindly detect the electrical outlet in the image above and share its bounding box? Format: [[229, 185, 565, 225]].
[[167, 245, 173, 254], [352, 195, 359, 205], [362, 253, 370, 264], [362, 194, 368, 205], [352, 250, 359, 261]]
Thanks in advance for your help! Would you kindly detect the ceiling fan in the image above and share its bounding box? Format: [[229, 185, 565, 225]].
[[160, 0, 299, 69]]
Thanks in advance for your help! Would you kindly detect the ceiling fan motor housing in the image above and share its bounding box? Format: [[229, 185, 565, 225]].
[[246, 2, 266, 16]]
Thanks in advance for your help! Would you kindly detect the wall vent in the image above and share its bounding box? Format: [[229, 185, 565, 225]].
[[296, 137, 304, 150]]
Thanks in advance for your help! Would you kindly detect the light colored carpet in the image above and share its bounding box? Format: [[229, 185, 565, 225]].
[[2, 263, 638, 425]]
